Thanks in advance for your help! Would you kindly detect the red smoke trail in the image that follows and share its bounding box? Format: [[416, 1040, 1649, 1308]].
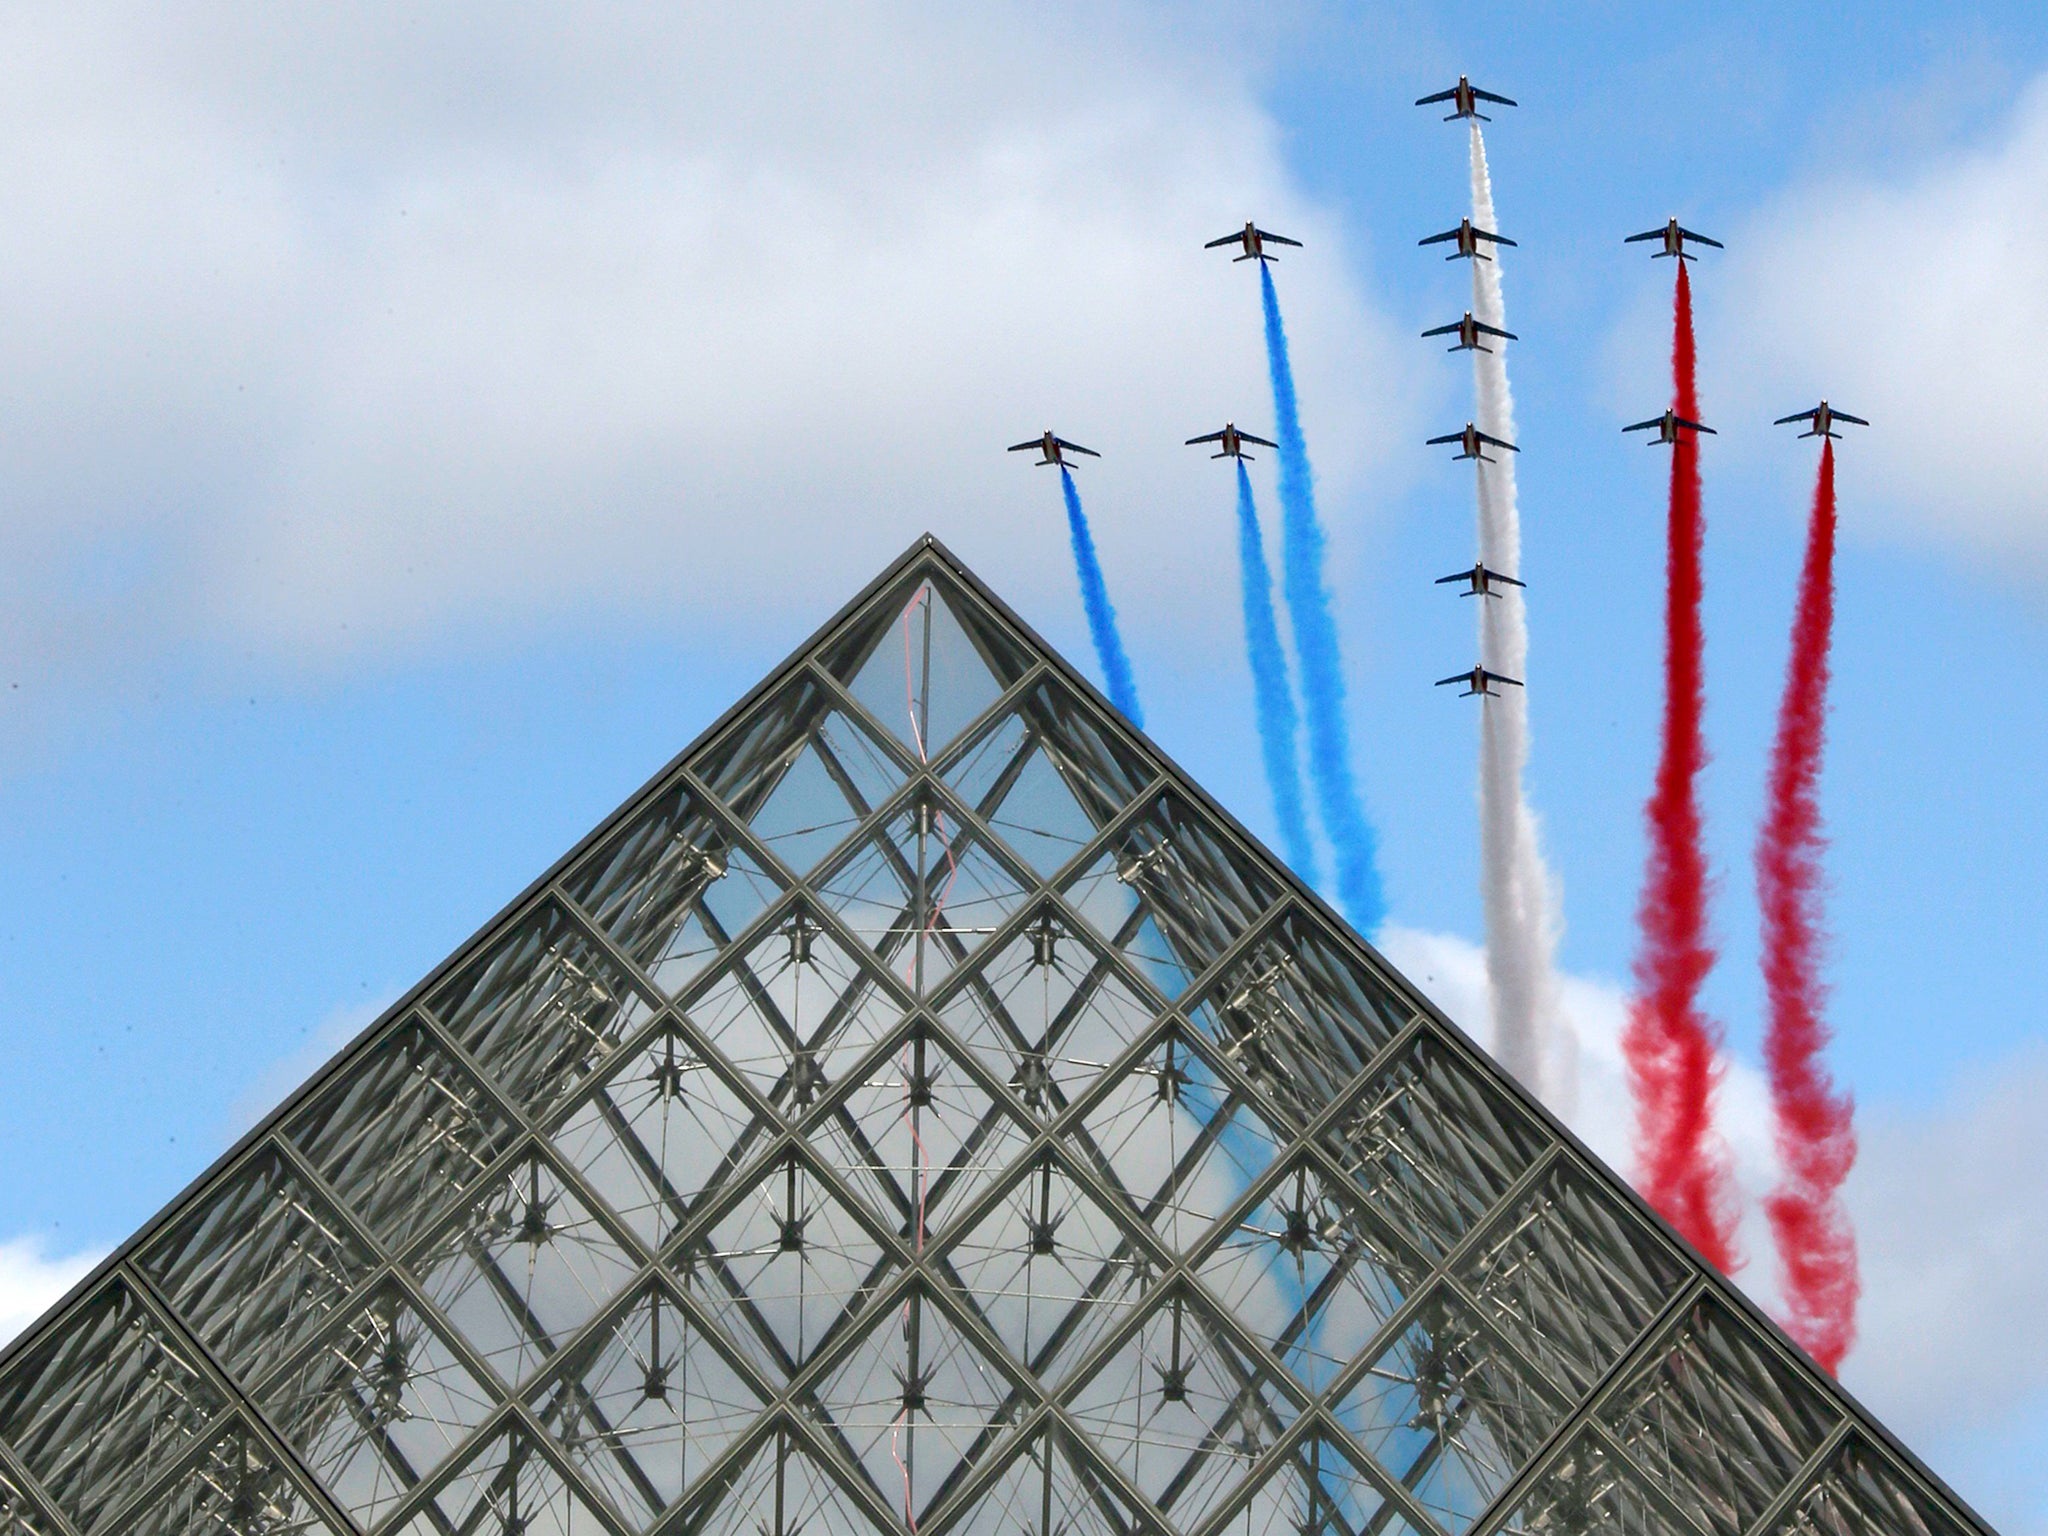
[[1623, 261, 1740, 1272], [1758, 441, 1859, 1372]]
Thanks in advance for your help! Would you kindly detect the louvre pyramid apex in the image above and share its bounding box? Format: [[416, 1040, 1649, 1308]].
[[0, 544, 1995, 1536]]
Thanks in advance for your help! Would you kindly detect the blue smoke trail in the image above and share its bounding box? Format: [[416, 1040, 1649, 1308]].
[[1259, 262, 1386, 932], [1059, 467, 1145, 727], [1234, 461, 1319, 884]]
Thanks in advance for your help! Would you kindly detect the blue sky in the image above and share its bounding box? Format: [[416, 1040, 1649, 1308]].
[[0, 3, 2044, 1531]]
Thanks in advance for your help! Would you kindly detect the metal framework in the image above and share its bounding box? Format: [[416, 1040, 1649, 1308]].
[[0, 537, 1997, 1536]]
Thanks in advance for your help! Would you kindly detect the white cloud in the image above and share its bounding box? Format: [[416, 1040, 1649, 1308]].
[[1382, 926, 2048, 1535], [0, 3, 1419, 680], [0, 1237, 103, 1348], [1718, 74, 2048, 577]]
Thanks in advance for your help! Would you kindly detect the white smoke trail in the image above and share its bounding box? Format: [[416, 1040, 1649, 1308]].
[[1469, 124, 1575, 1113]]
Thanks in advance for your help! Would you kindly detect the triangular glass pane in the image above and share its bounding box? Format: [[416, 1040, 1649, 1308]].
[[809, 1024, 1034, 1248], [1066, 1284, 1300, 1532], [676, 1153, 899, 1383], [1230, 1433, 1429, 1536], [936, 903, 1163, 1121], [676, 1422, 893, 1536], [941, 674, 1156, 835], [1597, 1294, 1840, 1536], [255, 1278, 498, 1532], [807, 1283, 1023, 1523], [1187, 907, 1416, 1133], [941, 1425, 1154, 1536], [118, 1417, 344, 1536], [531, 1278, 767, 1531], [560, 777, 782, 997], [935, 1150, 1160, 1388], [392, 1422, 610, 1536], [692, 673, 908, 879], [1333, 1284, 1568, 1534], [549, 1020, 769, 1251], [1061, 791, 1286, 1003], [430, 896, 662, 1124], [1455, 1159, 1689, 1398], [682, 907, 905, 1111], [284, 1015, 522, 1255], [1196, 1154, 1430, 1395], [1314, 1032, 1551, 1260], [0, 1466, 58, 1536], [138, 1142, 378, 1393], [0, 1278, 227, 1536], [408, 1151, 641, 1389], [824, 571, 1035, 762], [1500, 1430, 1704, 1536], [1766, 1434, 1971, 1536], [1076, 1026, 1284, 1253]]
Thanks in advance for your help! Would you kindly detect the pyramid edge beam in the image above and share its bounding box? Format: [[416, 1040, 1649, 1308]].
[[0, 531, 2005, 1536]]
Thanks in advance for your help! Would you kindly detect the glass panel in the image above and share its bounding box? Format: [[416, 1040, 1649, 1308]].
[[0, 1466, 57, 1536], [1188, 908, 1414, 1133], [1457, 1160, 1688, 1398], [941, 1426, 1154, 1536], [674, 1153, 898, 1383], [1061, 791, 1285, 1002], [1502, 1430, 1705, 1536], [935, 1151, 1160, 1387], [550, 1021, 769, 1251], [115, 1417, 343, 1536], [1316, 1032, 1551, 1259], [692, 675, 906, 880], [936, 903, 1162, 1121], [559, 778, 782, 997], [1066, 1285, 1300, 1532], [1334, 1285, 1567, 1534], [285, 1016, 520, 1254], [1196, 1156, 1429, 1395], [681, 909, 904, 1112], [1770, 1435, 1974, 1536], [1230, 1435, 1428, 1536], [807, 1284, 1022, 1523], [673, 1422, 892, 1536], [942, 675, 1155, 838], [138, 1143, 377, 1392], [0, 1279, 225, 1535], [392, 1423, 610, 1536], [809, 1025, 1034, 1248], [531, 1279, 766, 1531], [1599, 1295, 1840, 1536], [823, 571, 1035, 761], [1076, 1027, 1283, 1252], [255, 1278, 497, 1532], [429, 898, 661, 1124], [408, 1152, 640, 1389]]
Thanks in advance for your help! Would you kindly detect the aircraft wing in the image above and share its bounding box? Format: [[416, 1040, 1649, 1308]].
[[1679, 418, 1717, 435], [1203, 233, 1242, 249], [1772, 410, 1818, 427], [1475, 321, 1518, 339], [1238, 432, 1278, 448], [1419, 321, 1461, 338], [1184, 431, 1225, 446], [1482, 670, 1525, 688], [1434, 571, 1474, 586], [1424, 432, 1463, 446], [1418, 229, 1459, 247], [1415, 87, 1458, 105], [1474, 227, 1517, 247], [1623, 229, 1663, 244], [1007, 440, 1043, 453], [1833, 409, 1870, 426], [1472, 87, 1517, 105], [1054, 438, 1100, 457], [1477, 432, 1520, 452], [1487, 570, 1526, 588], [1621, 417, 1663, 433], [1254, 228, 1302, 248], [1435, 673, 1474, 688], [1677, 226, 1724, 249]]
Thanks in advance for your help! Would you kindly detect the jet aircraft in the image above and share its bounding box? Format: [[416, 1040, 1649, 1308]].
[[1436, 562, 1526, 598], [1623, 410, 1715, 445], [1008, 431, 1100, 469], [1625, 218, 1723, 261], [1185, 424, 1278, 461], [1427, 423, 1519, 462], [1774, 401, 1869, 439], [1421, 312, 1518, 353], [1205, 223, 1302, 263], [1436, 665, 1524, 698], [1419, 219, 1516, 262], [1415, 76, 1517, 121]]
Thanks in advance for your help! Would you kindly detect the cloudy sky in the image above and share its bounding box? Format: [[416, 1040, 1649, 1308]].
[[2, 2, 2045, 1531]]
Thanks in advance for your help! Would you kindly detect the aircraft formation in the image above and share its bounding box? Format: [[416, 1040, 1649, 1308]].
[[1011, 76, 1866, 707]]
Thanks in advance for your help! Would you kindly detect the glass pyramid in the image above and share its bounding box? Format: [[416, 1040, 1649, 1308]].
[[0, 538, 1995, 1536]]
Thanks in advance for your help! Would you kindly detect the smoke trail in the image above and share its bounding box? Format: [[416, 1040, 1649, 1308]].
[[1058, 467, 1144, 727], [1622, 260, 1740, 1272], [1233, 461, 1319, 882], [1758, 440, 1859, 1371], [1259, 262, 1386, 932], [1467, 125, 1569, 1109]]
